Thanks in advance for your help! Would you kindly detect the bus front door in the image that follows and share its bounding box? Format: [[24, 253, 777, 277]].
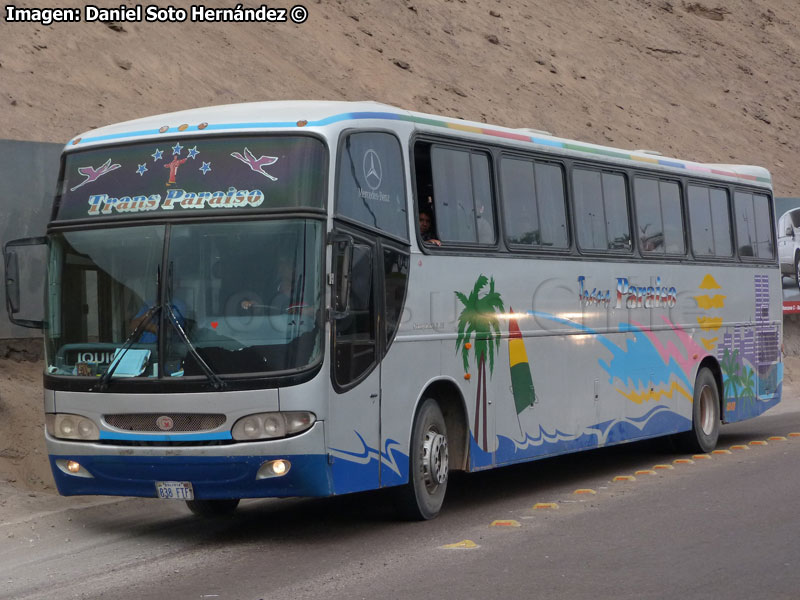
[[329, 234, 382, 494]]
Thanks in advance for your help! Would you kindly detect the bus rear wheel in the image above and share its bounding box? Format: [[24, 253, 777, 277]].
[[395, 398, 449, 520], [676, 367, 720, 453], [186, 498, 240, 517]]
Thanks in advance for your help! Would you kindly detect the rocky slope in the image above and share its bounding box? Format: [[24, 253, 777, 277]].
[[1, 0, 799, 193]]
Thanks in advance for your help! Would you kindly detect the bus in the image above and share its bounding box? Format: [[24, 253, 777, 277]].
[[4, 101, 782, 519]]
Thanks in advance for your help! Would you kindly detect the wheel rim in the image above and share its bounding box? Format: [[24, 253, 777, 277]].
[[796, 258, 800, 282], [422, 428, 449, 491], [698, 385, 716, 436]]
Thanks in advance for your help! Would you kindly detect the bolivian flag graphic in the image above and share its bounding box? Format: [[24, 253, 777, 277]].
[[508, 310, 536, 414]]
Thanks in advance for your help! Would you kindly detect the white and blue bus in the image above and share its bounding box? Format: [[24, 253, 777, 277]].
[[4, 101, 781, 519]]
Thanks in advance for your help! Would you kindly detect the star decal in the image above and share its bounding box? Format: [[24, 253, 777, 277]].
[[199, 162, 211, 175], [136, 164, 148, 176], [151, 149, 164, 161], [187, 146, 200, 159], [171, 142, 183, 156]]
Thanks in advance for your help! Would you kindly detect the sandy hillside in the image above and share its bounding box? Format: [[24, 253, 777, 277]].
[[1, 0, 799, 194], [2, 0, 800, 494], [0, 358, 53, 492]]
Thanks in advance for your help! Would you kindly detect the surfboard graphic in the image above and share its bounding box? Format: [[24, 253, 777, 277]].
[[508, 309, 535, 414]]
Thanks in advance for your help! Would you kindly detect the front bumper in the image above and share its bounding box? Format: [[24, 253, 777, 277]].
[[47, 421, 333, 499]]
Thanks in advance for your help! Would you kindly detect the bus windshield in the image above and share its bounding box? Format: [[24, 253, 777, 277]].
[[45, 219, 323, 379]]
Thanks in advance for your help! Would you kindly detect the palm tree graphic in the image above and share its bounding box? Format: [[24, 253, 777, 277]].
[[738, 366, 756, 412], [455, 275, 504, 452], [720, 348, 741, 400]]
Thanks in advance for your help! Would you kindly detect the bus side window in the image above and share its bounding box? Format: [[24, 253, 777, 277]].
[[573, 168, 631, 252], [500, 156, 568, 248], [688, 185, 732, 258], [428, 146, 496, 245], [634, 177, 685, 255], [734, 191, 774, 259]]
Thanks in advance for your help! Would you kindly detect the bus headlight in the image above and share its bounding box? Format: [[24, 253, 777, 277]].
[[231, 412, 315, 441], [46, 414, 100, 441]]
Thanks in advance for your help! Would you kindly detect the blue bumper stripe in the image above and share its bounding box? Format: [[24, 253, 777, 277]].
[[50, 454, 332, 499]]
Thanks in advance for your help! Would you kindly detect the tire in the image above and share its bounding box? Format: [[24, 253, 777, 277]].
[[395, 398, 449, 520], [795, 253, 800, 291], [676, 368, 720, 453], [186, 498, 240, 517]]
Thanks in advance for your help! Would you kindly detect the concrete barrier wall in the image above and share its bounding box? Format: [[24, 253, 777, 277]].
[[0, 139, 63, 342]]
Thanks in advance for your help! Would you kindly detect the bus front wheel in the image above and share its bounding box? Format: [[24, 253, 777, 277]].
[[395, 398, 449, 520], [676, 367, 720, 453], [186, 498, 240, 517]]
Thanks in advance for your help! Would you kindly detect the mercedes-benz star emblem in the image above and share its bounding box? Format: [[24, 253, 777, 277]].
[[363, 149, 383, 191]]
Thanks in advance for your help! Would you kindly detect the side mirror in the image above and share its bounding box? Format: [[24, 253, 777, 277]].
[[786, 225, 794, 238], [4, 236, 47, 329], [5, 251, 20, 314], [330, 233, 354, 318]]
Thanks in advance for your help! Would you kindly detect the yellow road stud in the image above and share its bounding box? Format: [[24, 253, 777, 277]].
[[441, 540, 479, 549], [491, 519, 521, 527], [532, 503, 559, 510]]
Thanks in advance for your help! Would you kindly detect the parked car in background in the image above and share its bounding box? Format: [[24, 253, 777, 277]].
[[778, 207, 800, 287]]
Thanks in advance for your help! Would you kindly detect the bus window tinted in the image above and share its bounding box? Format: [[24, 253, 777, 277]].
[[336, 132, 408, 240], [634, 177, 684, 255], [735, 191, 774, 259], [430, 147, 496, 244], [689, 185, 732, 257], [500, 157, 568, 248], [573, 168, 631, 251]]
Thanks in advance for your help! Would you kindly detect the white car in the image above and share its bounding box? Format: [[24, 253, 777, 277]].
[[778, 207, 800, 287]]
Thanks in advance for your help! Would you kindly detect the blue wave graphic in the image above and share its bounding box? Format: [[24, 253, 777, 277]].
[[490, 406, 690, 466], [329, 432, 409, 492]]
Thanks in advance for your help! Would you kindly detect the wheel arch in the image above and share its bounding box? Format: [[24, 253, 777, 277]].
[[415, 377, 470, 471], [697, 355, 724, 422]]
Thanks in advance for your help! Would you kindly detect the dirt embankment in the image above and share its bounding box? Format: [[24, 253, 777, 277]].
[[0, 358, 54, 493]]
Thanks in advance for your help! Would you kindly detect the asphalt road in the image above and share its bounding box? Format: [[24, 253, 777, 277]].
[[2, 402, 799, 600]]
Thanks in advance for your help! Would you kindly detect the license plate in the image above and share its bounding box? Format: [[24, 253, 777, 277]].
[[155, 481, 194, 500]]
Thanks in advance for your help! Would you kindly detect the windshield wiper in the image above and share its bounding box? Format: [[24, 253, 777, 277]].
[[164, 302, 225, 390], [164, 260, 225, 390], [93, 304, 160, 392]]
